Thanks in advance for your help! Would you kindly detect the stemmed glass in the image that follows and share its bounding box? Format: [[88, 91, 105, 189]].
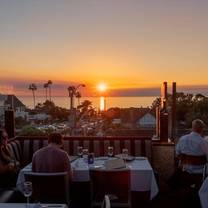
[[23, 181, 32, 208], [107, 146, 114, 157], [77, 146, 83, 157], [82, 148, 89, 162], [122, 148, 129, 159]]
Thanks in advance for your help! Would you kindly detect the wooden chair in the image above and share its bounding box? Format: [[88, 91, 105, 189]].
[[178, 154, 207, 188], [24, 172, 70, 205], [90, 169, 131, 208]]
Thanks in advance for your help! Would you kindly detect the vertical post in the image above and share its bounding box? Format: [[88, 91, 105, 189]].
[[171, 82, 177, 140], [161, 82, 168, 110], [159, 82, 169, 142], [5, 110, 15, 138], [160, 112, 169, 142], [156, 106, 160, 139]]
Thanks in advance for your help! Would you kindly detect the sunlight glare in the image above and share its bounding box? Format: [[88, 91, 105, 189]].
[[97, 83, 107, 92]]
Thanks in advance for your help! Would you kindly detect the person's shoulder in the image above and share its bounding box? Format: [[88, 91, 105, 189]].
[[179, 133, 190, 141], [56, 148, 69, 157], [33, 146, 48, 157], [199, 137, 208, 145]]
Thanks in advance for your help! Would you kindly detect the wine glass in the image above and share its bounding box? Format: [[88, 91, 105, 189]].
[[82, 148, 89, 162], [23, 181, 32, 208], [107, 146, 114, 157], [77, 146, 83, 157], [122, 148, 128, 159]]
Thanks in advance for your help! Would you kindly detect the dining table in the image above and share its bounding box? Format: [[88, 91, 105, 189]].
[[199, 176, 208, 208], [17, 156, 159, 207], [0, 203, 68, 208]]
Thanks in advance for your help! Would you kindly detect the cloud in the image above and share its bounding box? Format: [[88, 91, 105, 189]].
[[1, 78, 208, 97]]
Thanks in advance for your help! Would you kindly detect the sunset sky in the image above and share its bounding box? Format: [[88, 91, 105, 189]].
[[0, 0, 208, 96]]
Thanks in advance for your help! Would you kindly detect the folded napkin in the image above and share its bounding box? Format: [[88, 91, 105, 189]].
[[69, 156, 79, 162], [104, 158, 126, 169]]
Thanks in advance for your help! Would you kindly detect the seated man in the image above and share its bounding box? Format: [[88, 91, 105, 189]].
[[169, 119, 208, 192], [32, 133, 71, 173], [176, 119, 208, 174]]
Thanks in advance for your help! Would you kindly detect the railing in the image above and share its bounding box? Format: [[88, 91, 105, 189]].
[[9, 136, 153, 168]]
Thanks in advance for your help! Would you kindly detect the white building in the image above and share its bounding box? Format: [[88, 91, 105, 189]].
[[0, 94, 28, 121], [136, 112, 156, 128]]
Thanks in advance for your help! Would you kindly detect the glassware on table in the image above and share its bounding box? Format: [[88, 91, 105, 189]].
[[23, 181, 32, 208], [77, 146, 83, 157], [107, 146, 114, 157], [82, 148, 89, 162], [122, 148, 129, 159], [88, 153, 94, 164]]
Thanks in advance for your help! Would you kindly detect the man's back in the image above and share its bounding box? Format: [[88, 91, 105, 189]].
[[176, 132, 208, 173], [176, 132, 208, 156], [32, 144, 71, 173]]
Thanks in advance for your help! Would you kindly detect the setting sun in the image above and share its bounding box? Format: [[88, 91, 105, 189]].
[[97, 83, 107, 92]]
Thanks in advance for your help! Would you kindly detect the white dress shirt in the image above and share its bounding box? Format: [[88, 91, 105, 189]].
[[199, 176, 208, 208], [176, 132, 208, 173]]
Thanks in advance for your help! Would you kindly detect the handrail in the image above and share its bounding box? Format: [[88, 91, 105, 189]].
[[14, 136, 152, 141]]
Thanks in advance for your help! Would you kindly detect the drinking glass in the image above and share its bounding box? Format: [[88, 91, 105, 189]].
[[107, 146, 114, 157], [77, 146, 83, 157], [83, 148, 89, 162], [23, 181, 32, 208], [122, 148, 128, 159]]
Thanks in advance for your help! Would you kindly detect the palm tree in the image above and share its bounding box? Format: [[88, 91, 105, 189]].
[[76, 91, 81, 106], [47, 80, 52, 102], [28, 83, 37, 109], [43, 83, 48, 101]]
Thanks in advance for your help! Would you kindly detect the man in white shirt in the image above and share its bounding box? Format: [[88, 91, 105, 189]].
[[176, 119, 208, 173]]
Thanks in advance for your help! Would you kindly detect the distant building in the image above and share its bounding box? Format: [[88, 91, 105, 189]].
[[120, 107, 156, 128], [136, 112, 156, 128], [0, 94, 28, 123]]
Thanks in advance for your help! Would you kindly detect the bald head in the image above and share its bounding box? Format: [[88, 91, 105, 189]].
[[192, 119, 205, 134]]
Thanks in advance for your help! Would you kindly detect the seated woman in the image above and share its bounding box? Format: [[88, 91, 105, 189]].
[[0, 129, 20, 188]]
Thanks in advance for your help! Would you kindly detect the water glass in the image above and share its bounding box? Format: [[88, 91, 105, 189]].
[[107, 146, 114, 157], [83, 148, 89, 162], [122, 148, 128, 159], [77, 146, 83, 157], [23, 181, 32, 207]]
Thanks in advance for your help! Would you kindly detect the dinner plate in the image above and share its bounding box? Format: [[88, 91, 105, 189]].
[[115, 154, 135, 161], [95, 156, 109, 161], [135, 156, 147, 160]]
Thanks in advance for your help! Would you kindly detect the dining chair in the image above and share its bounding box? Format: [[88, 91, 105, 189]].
[[176, 154, 207, 189], [90, 168, 131, 208], [24, 172, 70, 205]]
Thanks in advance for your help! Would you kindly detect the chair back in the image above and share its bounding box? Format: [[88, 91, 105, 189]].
[[179, 154, 207, 166], [90, 169, 130, 204], [24, 172, 70, 204], [178, 154, 207, 182]]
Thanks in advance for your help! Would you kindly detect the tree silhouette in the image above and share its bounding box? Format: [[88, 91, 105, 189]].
[[76, 91, 82, 106], [47, 80, 52, 101], [43, 83, 48, 101], [28, 83, 37, 109]]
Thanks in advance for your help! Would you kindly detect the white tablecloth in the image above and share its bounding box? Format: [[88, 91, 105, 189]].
[[17, 157, 159, 200], [199, 177, 208, 208], [0, 203, 67, 208]]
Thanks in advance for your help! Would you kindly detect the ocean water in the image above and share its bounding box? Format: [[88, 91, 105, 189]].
[[19, 96, 157, 110]]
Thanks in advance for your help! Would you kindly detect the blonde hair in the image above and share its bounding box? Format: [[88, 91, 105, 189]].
[[192, 119, 205, 133]]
